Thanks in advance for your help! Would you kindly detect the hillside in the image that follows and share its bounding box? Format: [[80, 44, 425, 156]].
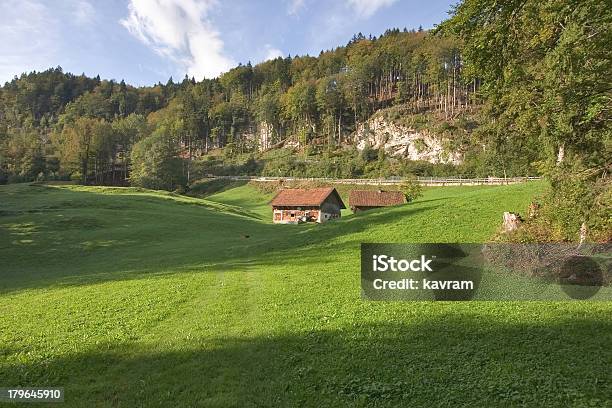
[[0, 28, 528, 189], [191, 106, 487, 180], [1, 182, 610, 406]]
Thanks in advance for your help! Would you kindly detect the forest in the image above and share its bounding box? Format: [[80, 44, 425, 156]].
[[0, 26, 479, 186], [0, 0, 609, 240]]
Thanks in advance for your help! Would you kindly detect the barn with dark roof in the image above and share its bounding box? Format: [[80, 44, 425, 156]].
[[270, 187, 346, 224], [348, 190, 406, 213]]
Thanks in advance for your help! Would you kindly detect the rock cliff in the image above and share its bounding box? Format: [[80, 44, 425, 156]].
[[353, 115, 462, 165]]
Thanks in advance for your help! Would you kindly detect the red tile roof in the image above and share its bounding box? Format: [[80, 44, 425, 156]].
[[348, 190, 406, 207], [270, 187, 345, 208]]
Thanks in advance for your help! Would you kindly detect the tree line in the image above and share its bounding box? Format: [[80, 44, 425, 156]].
[[0, 27, 476, 186]]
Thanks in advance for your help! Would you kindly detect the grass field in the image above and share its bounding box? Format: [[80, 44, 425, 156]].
[[0, 181, 610, 407]]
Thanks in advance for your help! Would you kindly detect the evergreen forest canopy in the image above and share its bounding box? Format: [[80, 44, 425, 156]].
[[0, 0, 609, 239]]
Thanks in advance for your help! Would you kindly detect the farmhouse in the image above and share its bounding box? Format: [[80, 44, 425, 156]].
[[270, 187, 346, 224], [349, 190, 406, 212]]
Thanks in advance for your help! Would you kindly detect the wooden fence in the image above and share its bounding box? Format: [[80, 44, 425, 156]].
[[208, 175, 542, 187]]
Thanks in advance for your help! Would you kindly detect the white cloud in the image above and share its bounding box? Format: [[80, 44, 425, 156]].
[[306, 0, 399, 52], [73, 0, 95, 25], [0, 0, 61, 83], [250, 45, 283, 65], [346, 0, 398, 18], [287, 0, 305, 16], [120, 0, 235, 80]]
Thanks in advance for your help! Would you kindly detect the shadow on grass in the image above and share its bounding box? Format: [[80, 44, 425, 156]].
[[0, 184, 435, 293], [187, 179, 249, 198], [2, 315, 610, 407]]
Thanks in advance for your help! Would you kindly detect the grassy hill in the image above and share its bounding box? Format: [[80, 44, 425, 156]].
[[0, 182, 610, 407]]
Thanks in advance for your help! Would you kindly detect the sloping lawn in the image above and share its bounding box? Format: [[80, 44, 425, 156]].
[[0, 182, 610, 407]]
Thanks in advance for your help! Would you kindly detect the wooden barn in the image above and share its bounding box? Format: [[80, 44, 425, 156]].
[[270, 187, 346, 224], [348, 190, 406, 213]]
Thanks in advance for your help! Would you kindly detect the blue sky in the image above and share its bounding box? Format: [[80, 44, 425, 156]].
[[0, 0, 456, 86]]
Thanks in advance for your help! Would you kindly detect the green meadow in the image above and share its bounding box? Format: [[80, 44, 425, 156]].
[[0, 182, 610, 407]]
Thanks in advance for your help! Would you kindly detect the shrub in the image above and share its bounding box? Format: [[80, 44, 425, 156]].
[[399, 176, 423, 202], [542, 161, 611, 242], [501, 161, 611, 243]]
